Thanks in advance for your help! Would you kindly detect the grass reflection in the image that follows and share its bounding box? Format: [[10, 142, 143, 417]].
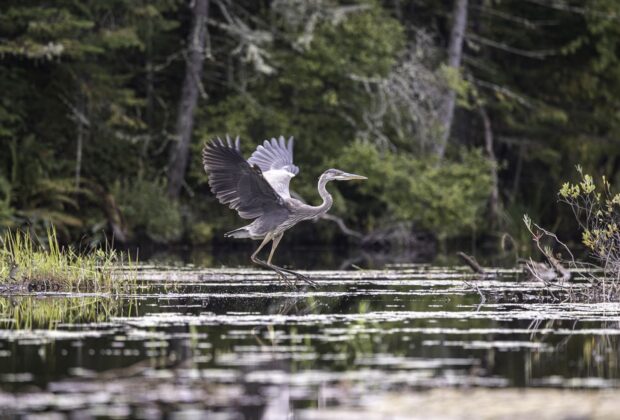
[[0, 295, 136, 330]]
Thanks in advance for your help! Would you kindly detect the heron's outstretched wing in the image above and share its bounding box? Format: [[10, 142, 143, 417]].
[[247, 136, 299, 199], [203, 136, 286, 219]]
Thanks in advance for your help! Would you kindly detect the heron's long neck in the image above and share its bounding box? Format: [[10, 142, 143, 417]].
[[315, 174, 333, 215]]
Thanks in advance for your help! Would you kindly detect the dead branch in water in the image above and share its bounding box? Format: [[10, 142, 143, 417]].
[[523, 215, 572, 283], [546, 252, 571, 282], [459, 252, 493, 303], [457, 252, 486, 274]]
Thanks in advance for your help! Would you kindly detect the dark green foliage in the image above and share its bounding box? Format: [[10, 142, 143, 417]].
[[463, 0, 620, 235], [1, 0, 619, 246], [0, 176, 12, 227], [113, 179, 183, 243], [333, 141, 493, 237]]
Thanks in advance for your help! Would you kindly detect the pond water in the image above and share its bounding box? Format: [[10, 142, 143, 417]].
[[1, 258, 619, 418]]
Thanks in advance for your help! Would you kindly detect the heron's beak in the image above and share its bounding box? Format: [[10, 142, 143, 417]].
[[340, 172, 367, 181]]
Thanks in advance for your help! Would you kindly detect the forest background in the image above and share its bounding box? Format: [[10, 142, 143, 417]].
[[1, 0, 619, 256]]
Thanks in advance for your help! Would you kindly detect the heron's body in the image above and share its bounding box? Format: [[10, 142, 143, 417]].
[[202, 135, 365, 285], [225, 176, 332, 240]]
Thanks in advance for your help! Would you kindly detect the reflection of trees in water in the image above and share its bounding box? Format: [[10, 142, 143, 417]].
[[554, 320, 620, 381], [498, 319, 620, 386], [141, 245, 439, 271]]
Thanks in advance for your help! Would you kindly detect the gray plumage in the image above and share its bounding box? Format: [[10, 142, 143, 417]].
[[202, 136, 284, 220], [202, 135, 367, 286]]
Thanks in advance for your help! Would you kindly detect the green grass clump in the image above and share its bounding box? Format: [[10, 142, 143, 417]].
[[0, 228, 135, 293]]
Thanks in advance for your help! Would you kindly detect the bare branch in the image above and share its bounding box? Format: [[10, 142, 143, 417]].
[[467, 33, 559, 59], [471, 78, 535, 108], [472, 4, 559, 28], [350, 32, 447, 152], [318, 214, 363, 240], [526, 0, 620, 21]]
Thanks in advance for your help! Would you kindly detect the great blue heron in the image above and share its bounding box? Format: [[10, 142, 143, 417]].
[[202, 135, 366, 285]]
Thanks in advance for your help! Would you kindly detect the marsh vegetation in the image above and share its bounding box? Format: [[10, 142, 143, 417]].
[[0, 229, 134, 293]]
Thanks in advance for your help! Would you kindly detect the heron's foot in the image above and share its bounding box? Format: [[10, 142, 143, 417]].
[[290, 271, 318, 288], [276, 270, 316, 289], [275, 271, 295, 287], [253, 258, 315, 288], [277, 267, 317, 288]]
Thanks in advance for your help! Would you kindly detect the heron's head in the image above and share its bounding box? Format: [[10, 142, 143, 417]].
[[322, 168, 367, 182]]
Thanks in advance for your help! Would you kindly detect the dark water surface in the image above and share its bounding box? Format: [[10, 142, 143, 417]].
[[0, 262, 619, 418]]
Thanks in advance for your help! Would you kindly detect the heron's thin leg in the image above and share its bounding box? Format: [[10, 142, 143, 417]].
[[264, 234, 299, 275], [251, 235, 271, 261], [267, 234, 283, 265], [265, 234, 317, 287], [251, 235, 292, 285], [250, 235, 315, 288]]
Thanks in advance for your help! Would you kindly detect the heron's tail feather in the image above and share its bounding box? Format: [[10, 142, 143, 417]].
[[224, 227, 251, 239]]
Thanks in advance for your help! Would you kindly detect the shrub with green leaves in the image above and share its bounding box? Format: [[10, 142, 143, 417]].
[[114, 178, 182, 243], [331, 141, 493, 238], [559, 167, 620, 276]]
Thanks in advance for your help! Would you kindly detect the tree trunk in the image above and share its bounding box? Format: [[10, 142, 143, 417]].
[[510, 141, 524, 205], [479, 106, 499, 226], [167, 0, 209, 199], [73, 92, 89, 191], [436, 0, 468, 159], [74, 98, 84, 190], [142, 17, 154, 167]]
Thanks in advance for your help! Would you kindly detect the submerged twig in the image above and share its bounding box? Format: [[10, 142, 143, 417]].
[[463, 279, 487, 304]]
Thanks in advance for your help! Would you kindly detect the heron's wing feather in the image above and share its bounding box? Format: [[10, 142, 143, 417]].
[[203, 137, 286, 220], [247, 136, 299, 199], [248, 136, 299, 175]]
